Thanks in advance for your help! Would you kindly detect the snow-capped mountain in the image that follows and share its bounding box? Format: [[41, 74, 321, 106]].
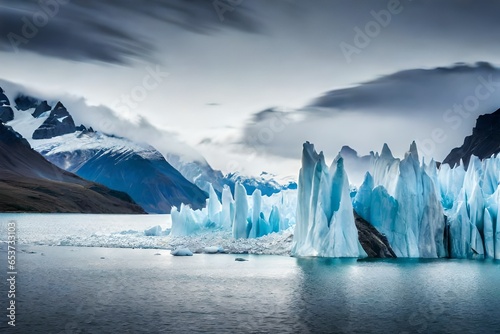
[[0, 87, 14, 122], [223, 171, 297, 196], [2, 79, 295, 209], [0, 122, 145, 213], [165, 152, 226, 194], [4, 87, 208, 213]]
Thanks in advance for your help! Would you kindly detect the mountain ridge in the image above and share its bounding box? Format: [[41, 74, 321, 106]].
[[0, 122, 146, 213], [443, 108, 500, 167]]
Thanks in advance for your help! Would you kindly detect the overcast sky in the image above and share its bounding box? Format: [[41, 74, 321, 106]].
[[2, 0, 500, 179]]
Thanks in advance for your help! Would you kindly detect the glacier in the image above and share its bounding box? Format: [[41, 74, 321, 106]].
[[291, 142, 365, 257], [168, 139, 500, 260], [352, 142, 446, 258], [353, 142, 500, 260], [170, 183, 296, 239]]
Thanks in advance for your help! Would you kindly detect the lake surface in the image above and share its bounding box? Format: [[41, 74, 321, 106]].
[[1, 214, 500, 333]]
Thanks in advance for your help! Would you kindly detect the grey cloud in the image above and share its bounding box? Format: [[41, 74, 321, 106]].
[[0, 0, 262, 64], [0, 78, 205, 161], [310, 62, 500, 116], [241, 63, 500, 162]]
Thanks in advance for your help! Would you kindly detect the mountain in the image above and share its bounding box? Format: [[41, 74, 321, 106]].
[[4, 88, 208, 214], [165, 152, 226, 194], [443, 109, 500, 167], [0, 122, 145, 213], [0, 87, 14, 122], [32, 101, 76, 139], [35, 131, 208, 213], [223, 171, 297, 196], [166, 153, 297, 197]]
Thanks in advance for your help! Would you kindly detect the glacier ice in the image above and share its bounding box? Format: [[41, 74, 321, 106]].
[[291, 142, 365, 258], [144, 225, 163, 237], [436, 154, 500, 259], [170, 138, 500, 260], [170, 182, 295, 239], [298, 139, 500, 260], [233, 182, 249, 239], [170, 248, 193, 256], [352, 143, 445, 258]]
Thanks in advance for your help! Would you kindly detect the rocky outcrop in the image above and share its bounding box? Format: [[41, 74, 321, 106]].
[[354, 211, 397, 258], [32, 102, 76, 139], [0, 87, 14, 123], [32, 100, 52, 118], [443, 108, 500, 168], [14, 93, 41, 111], [0, 122, 145, 213]]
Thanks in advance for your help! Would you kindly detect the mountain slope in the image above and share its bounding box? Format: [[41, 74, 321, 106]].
[[0, 122, 145, 213], [5, 97, 208, 213], [443, 109, 500, 167], [35, 131, 208, 213]]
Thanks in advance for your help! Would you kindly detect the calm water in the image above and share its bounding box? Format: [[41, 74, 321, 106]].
[[1, 246, 499, 334]]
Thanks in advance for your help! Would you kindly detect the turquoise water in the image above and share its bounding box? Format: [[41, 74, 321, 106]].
[[1, 245, 499, 333]]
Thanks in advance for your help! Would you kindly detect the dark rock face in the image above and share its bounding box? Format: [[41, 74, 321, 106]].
[[354, 211, 397, 258], [32, 102, 76, 139], [443, 109, 500, 168], [0, 122, 145, 213], [0, 106, 14, 123], [0, 87, 14, 123], [0, 88, 10, 105], [32, 100, 52, 118], [14, 94, 41, 111], [0, 124, 30, 148], [76, 124, 87, 131]]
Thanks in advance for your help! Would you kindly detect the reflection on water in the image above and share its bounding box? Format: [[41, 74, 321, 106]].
[[0, 246, 499, 333]]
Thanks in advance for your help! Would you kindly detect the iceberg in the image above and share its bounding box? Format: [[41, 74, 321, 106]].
[[351, 142, 445, 258], [170, 181, 292, 239], [169, 139, 500, 260], [291, 142, 365, 258]]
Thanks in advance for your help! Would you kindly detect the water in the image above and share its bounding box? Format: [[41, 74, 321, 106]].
[[1, 214, 500, 333]]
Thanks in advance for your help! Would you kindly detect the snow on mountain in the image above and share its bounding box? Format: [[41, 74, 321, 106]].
[[0, 122, 145, 214], [165, 152, 226, 194], [3, 86, 208, 214], [223, 171, 297, 196], [1, 78, 294, 206], [33, 130, 209, 214]]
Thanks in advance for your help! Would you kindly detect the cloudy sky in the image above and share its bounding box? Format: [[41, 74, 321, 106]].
[[2, 0, 500, 179]]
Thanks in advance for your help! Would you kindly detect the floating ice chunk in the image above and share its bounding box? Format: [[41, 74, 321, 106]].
[[171, 248, 193, 256], [144, 225, 162, 236], [203, 246, 224, 254]]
